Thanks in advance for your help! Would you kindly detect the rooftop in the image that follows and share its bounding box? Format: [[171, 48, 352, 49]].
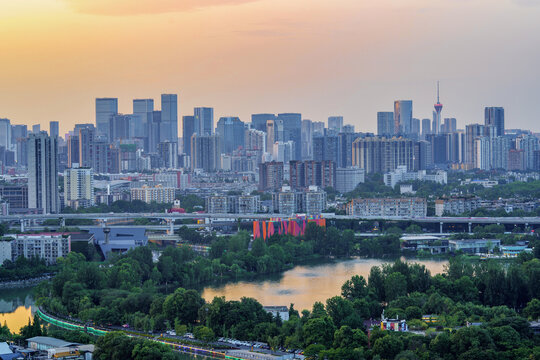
[[26, 337, 79, 348]]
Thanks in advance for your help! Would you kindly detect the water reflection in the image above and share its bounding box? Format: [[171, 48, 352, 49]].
[[202, 258, 448, 311], [0, 287, 35, 333]]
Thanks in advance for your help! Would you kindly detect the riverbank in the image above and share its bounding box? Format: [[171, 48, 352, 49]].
[[0, 275, 51, 289]]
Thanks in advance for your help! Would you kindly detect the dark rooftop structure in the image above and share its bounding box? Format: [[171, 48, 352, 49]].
[[89, 227, 148, 259]]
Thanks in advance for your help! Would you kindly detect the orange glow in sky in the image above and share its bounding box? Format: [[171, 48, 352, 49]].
[[1, 0, 539, 135]]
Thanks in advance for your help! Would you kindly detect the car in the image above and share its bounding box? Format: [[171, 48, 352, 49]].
[[122, 324, 129, 328]]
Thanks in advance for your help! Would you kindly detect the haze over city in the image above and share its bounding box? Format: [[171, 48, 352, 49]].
[[1, 0, 540, 135]]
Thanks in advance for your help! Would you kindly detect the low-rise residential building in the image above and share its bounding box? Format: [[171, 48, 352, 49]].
[[263, 306, 290, 321], [272, 186, 327, 215], [346, 198, 427, 217], [0, 239, 12, 264], [130, 185, 175, 204], [302, 186, 327, 215], [10, 233, 71, 264], [205, 195, 261, 214], [435, 196, 485, 216]]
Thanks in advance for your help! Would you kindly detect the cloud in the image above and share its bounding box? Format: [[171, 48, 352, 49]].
[[63, 0, 261, 15]]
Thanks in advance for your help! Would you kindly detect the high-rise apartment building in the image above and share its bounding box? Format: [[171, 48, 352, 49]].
[[64, 166, 94, 209], [194, 107, 214, 136], [109, 114, 132, 141], [465, 124, 485, 166], [352, 137, 414, 173], [191, 134, 220, 172], [377, 112, 394, 137], [158, 141, 178, 169], [161, 94, 178, 143], [394, 100, 413, 135], [95, 98, 118, 138], [258, 161, 284, 191], [301, 119, 313, 160], [131, 185, 175, 204], [485, 107, 504, 137], [28, 132, 59, 214]]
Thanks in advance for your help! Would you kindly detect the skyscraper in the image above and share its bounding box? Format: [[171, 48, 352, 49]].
[[251, 114, 275, 132], [0, 118, 11, 150], [161, 94, 178, 143], [328, 116, 343, 133], [485, 107, 505, 137], [109, 114, 132, 141], [28, 132, 59, 214], [194, 107, 214, 136], [465, 124, 485, 166], [433, 82, 443, 135], [277, 113, 302, 160], [216, 117, 245, 154], [49, 121, 59, 138], [32, 124, 41, 134], [95, 98, 118, 138], [182, 115, 195, 156], [421, 118, 431, 136], [394, 100, 413, 135], [133, 99, 154, 138], [377, 112, 394, 136]]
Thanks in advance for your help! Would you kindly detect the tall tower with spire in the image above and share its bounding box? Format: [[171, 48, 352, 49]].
[[434, 81, 443, 134]]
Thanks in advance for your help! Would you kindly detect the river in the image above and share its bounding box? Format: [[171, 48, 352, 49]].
[[0, 257, 447, 333], [201, 257, 448, 311]]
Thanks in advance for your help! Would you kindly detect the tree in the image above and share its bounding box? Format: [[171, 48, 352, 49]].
[[384, 272, 407, 302], [251, 237, 267, 257], [194, 325, 216, 342], [341, 275, 368, 300], [372, 335, 404, 360], [302, 317, 336, 348], [325, 296, 355, 328], [162, 288, 205, 325], [523, 298, 540, 320]]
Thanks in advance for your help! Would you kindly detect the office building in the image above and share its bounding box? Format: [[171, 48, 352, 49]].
[[421, 118, 431, 137], [109, 114, 132, 141], [95, 98, 118, 138], [64, 167, 94, 209], [161, 94, 178, 143], [133, 99, 154, 138], [258, 161, 284, 191], [216, 117, 245, 154], [49, 121, 59, 138], [0, 119, 11, 151], [194, 107, 214, 136], [191, 134, 220, 172], [485, 107, 504, 137], [394, 100, 413, 135], [335, 167, 365, 193], [32, 124, 41, 134], [277, 113, 302, 160], [130, 185, 175, 204], [28, 132, 59, 214], [442, 118, 457, 133], [11, 124, 27, 145], [328, 116, 343, 133], [251, 113, 275, 132], [411, 118, 420, 136], [346, 197, 427, 217], [182, 115, 195, 156], [78, 127, 95, 168]]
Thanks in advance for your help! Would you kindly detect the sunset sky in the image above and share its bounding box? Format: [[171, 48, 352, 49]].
[[1, 0, 539, 136]]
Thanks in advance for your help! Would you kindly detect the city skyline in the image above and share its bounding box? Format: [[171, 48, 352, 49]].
[[1, 0, 540, 135]]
